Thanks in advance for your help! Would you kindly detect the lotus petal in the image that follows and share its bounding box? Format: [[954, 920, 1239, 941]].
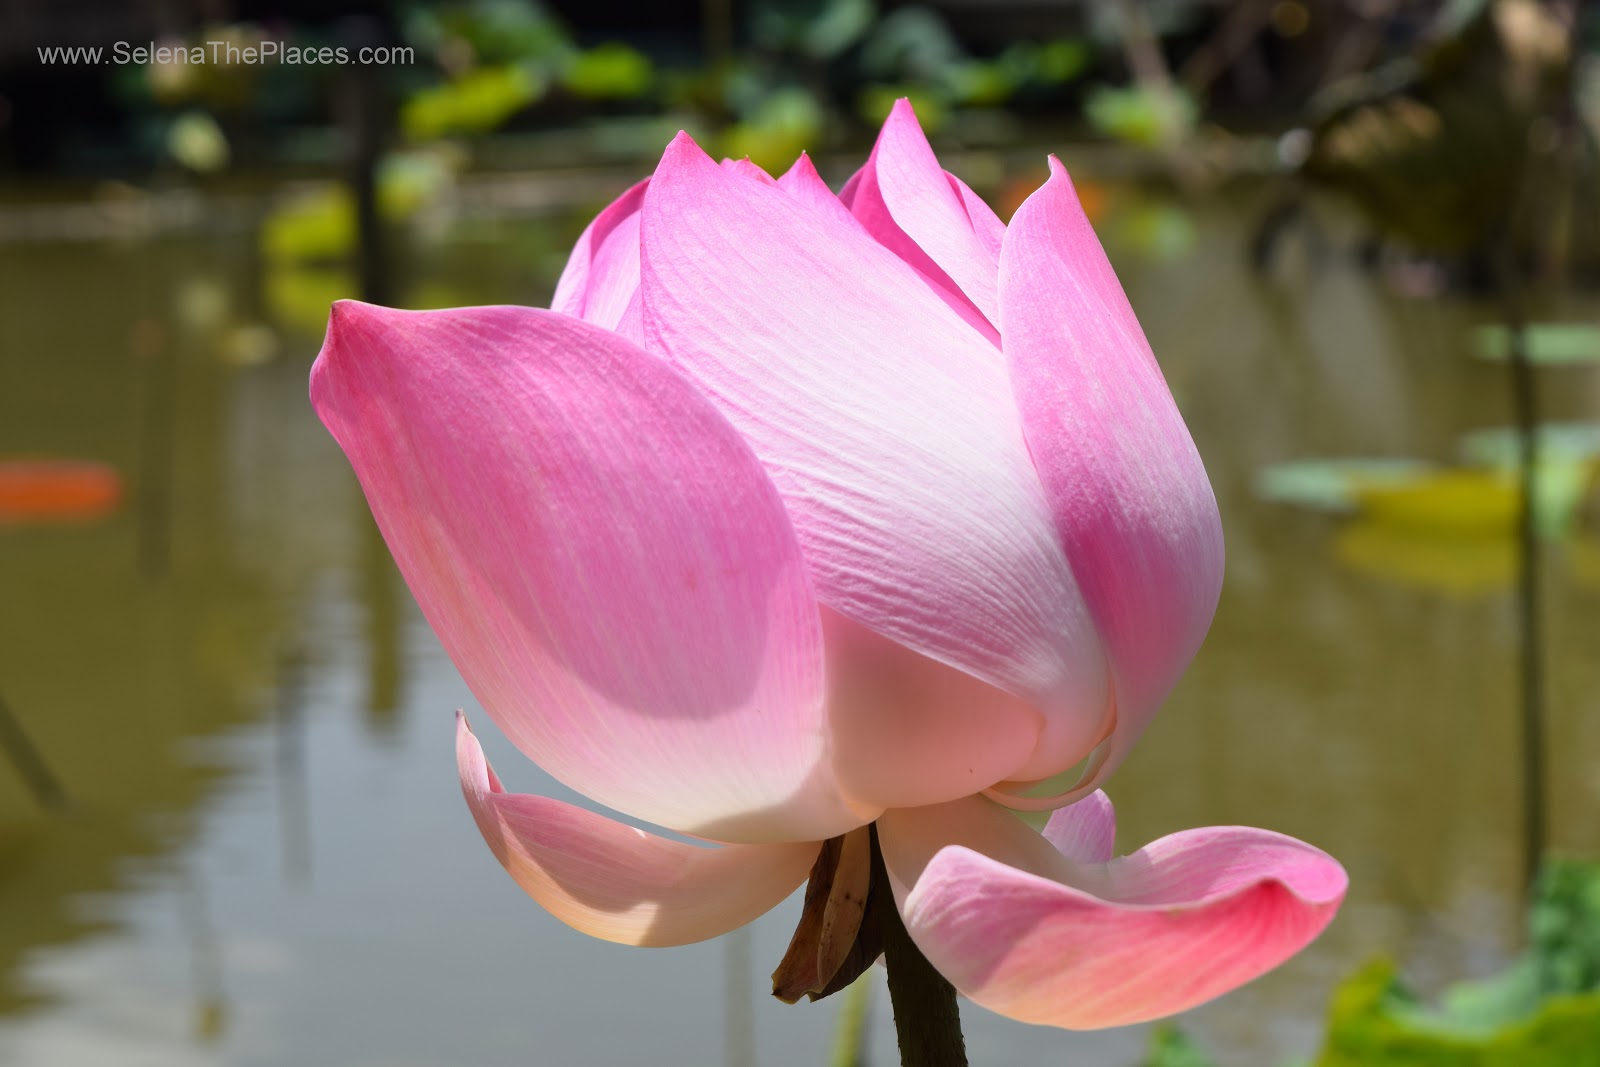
[[841, 99, 1000, 334], [877, 796, 1346, 1029], [551, 179, 647, 334], [312, 301, 870, 842], [721, 157, 779, 185], [994, 157, 1224, 808], [458, 715, 819, 946], [640, 133, 1113, 803], [778, 152, 868, 234]]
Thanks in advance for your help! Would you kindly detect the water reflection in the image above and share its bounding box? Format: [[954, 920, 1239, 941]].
[[0, 182, 1595, 1066]]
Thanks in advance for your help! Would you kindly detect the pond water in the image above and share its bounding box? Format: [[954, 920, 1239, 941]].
[[0, 168, 1598, 1067]]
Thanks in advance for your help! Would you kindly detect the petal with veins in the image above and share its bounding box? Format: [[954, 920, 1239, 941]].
[[641, 132, 1114, 803], [551, 179, 647, 333], [877, 796, 1346, 1029], [1041, 790, 1116, 863], [312, 301, 870, 843], [458, 715, 819, 946], [843, 99, 1000, 333], [721, 157, 779, 185], [946, 170, 1005, 261], [995, 157, 1225, 807], [778, 152, 868, 234]]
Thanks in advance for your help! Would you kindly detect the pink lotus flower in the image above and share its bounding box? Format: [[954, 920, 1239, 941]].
[[311, 101, 1346, 1030]]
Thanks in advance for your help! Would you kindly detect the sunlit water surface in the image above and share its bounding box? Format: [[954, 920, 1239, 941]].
[[1, 174, 1598, 1067]]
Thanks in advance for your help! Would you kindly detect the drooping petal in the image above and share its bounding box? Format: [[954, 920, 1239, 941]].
[[993, 157, 1225, 808], [457, 715, 819, 946], [550, 179, 647, 333], [877, 797, 1346, 1030], [640, 132, 1114, 805], [312, 301, 871, 843], [778, 152, 868, 234], [842, 99, 1000, 332]]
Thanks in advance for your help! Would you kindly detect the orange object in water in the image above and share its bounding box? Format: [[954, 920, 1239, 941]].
[[0, 459, 124, 524], [998, 172, 1110, 224]]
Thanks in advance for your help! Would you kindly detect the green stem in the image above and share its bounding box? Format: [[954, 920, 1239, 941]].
[[869, 825, 968, 1067], [1496, 248, 1546, 897]]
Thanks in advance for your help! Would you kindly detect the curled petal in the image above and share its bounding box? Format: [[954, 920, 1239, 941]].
[[457, 715, 818, 946], [312, 301, 870, 843], [641, 132, 1114, 803], [1041, 790, 1116, 863], [877, 797, 1346, 1029], [997, 157, 1225, 806], [551, 179, 647, 333], [842, 99, 1000, 336]]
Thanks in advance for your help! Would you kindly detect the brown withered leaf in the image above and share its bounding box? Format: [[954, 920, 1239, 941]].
[[771, 826, 884, 1004], [768, 825, 883, 1004], [816, 828, 871, 972], [771, 837, 841, 1002]]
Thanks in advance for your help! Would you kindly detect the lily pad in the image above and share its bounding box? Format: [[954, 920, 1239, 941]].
[[1355, 470, 1519, 533], [401, 64, 544, 142], [1473, 324, 1600, 366], [1317, 959, 1600, 1066], [1459, 423, 1600, 468], [1254, 458, 1438, 514], [1320, 859, 1600, 1063], [1353, 462, 1595, 540], [1336, 516, 1514, 596], [560, 43, 653, 100], [1146, 859, 1600, 1066]]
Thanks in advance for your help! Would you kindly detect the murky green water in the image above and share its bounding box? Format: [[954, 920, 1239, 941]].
[[1, 172, 1598, 1066]]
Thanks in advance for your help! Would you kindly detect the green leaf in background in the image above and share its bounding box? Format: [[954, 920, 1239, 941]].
[[1113, 200, 1197, 262], [801, 0, 877, 59], [1319, 859, 1600, 1064], [828, 973, 874, 1067], [751, 0, 877, 59], [1084, 84, 1198, 148], [402, 64, 544, 141], [404, 0, 571, 67], [1459, 423, 1600, 468], [1038, 38, 1091, 83], [1529, 859, 1600, 997], [941, 59, 1017, 106], [1473, 324, 1600, 366], [1254, 458, 1439, 514], [1142, 1024, 1222, 1067], [560, 42, 654, 100], [259, 149, 456, 265], [1316, 959, 1600, 1067], [857, 84, 947, 130], [859, 6, 964, 82], [166, 111, 230, 174], [1148, 860, 1600, 1066], [721, 86, 826, 172]]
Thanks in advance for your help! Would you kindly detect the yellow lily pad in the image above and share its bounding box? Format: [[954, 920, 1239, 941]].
[[1336, 516, 1515, 596]]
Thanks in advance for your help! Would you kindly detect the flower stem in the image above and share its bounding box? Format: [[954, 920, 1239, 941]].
[[869, 825, 968, 1067]]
